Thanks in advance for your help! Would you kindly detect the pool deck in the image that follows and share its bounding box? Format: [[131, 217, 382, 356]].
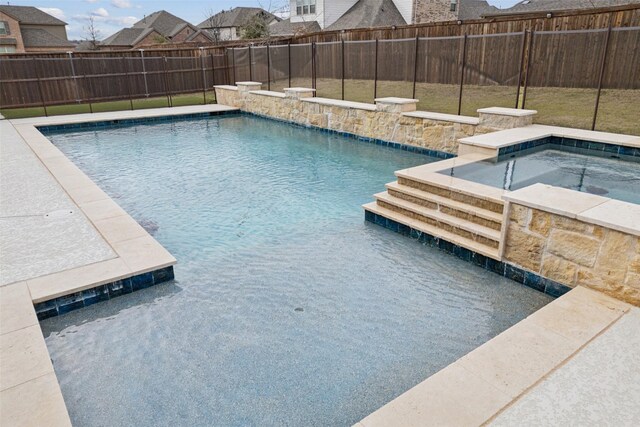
[[1, 105, 638, 426]]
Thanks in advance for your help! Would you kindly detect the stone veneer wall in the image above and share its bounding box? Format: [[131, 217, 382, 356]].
[[505, 204, 640, 305], [215, 85, 531, 155], [413, 0, 457, 24]]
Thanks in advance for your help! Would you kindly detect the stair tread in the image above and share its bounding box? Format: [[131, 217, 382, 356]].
[[386, 181, 503, 223], [374, 191, 501, 241], [363, 202, 500, 260]]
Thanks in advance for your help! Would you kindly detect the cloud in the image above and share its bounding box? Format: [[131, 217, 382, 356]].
[[37, 7, 66, 21], [84, 0, 99, 3], [73, 13, 137, 27], [92, 8, 109, 17], [111, 0, 132, 8]]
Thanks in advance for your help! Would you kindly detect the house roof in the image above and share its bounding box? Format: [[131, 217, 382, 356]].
[[0, 5, 67, 25], [269, 18, 321, 36], [197, 7, 280, 29], [325, 0, 407, 31], [20, 28, 74, 48], [102, 10, 192, 46], [132, 10, 190, 35], [476, 0, 640, 18], [458, 1, 500, 20]]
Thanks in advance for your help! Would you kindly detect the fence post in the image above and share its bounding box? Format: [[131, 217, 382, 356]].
[[457, 34, 468, 116], [82, 57, 94, 113], [412, 36, 419, 99], [312, 42, 316, 95], [210, 53, 216, 88], [162, 56, 172, 107], [515, 29, 528, 108], [374, 39, 379, 100], [249, 44, 253, 81], [232, 48, 237, 84], [267, 44, 271, 91], [341, 40, 345, 100], [288, 42, 291, 88], [521, 30, 535, 110], [122, 57, 134, 110], [67, 51, 81, 104], [200, 47, 207, 104], [592, 23, 613, 131], [34, 58, 48, 117], [139, 49, 149, 97]]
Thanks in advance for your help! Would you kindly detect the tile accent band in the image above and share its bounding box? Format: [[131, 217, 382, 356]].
[[34, 266, 175, 320], [498, 136, 640, 158], [364, 210, 571, 299]]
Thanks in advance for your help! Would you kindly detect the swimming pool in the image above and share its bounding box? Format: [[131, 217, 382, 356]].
[[40, 114, 551, 426], [439, 146, 640, 204]]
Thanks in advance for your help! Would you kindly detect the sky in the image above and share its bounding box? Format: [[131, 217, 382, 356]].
[[3, 0, 522, 41]]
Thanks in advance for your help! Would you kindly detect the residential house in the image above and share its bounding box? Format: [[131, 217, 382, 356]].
[[0, 5, 73, 53], [198, 7, 281, 41], [101, 10, 213, 50]]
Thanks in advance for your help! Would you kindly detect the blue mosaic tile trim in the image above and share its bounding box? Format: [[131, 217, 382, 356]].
[[364, 210, 571, 299], [498, 135, 640, 158], [34, 266, 174, 320], [243, 111, 455, 160], [37, 110, 240, 134]]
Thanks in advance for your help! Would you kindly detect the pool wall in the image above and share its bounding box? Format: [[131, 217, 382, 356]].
[[214, 83, 536, 156]]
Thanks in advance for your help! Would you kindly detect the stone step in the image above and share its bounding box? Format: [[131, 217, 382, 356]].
[[373, 192, 501, 244], [386, 181, 503, 229], [363, 202, 501, 260], [396, 175, 505, 214]]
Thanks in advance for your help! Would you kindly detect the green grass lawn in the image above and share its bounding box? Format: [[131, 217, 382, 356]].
[[2, 82, 637, 135], [0, 92, 216, 120]]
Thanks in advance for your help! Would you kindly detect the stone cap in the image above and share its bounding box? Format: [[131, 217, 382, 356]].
[[403, 111, 479, 126], [284, 87, 316, 92], [477, 107, 537, 117], [235, 81, 263, 86], [503, 183, 640, 237], [213, 85, 238, 91], [374, 97, 419, 104]]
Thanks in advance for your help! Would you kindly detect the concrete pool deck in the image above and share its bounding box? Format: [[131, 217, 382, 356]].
[[1, 105, 638, 426]]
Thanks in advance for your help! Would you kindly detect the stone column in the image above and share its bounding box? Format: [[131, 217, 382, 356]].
[[477, 107, 537, 129], [374, 97, 419, 113]]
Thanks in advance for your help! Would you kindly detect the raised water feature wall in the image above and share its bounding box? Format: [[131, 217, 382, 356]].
[[214, 83, 536, 155]]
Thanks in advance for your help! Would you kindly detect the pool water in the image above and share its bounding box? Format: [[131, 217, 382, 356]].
[[41, 115, 551, 427], [439, 147, 640, 204]]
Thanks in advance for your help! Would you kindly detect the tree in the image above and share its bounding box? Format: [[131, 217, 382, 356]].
[[240, 13, 270, 40], [202, 8, 229, 44], [83, 16, 101, 50]]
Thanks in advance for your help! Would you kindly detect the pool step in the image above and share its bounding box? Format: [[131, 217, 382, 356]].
[[373, 192, 501, 247], [396, 175, 505, 214], [385, 181, 503, 231], [363, 201, 501, 260]]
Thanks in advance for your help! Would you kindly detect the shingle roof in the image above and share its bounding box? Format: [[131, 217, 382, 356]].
[[480, 0, 640, 17], [132, 10, 190, 35], [458, 1, 500, 20], [269, 18, 321, 36], [20, 28, 74, 48], [325, 0, 407, 31], [197, 7, 280, 29], [0, 5, 67, 25]]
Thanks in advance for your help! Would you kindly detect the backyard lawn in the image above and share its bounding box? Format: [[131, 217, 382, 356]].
[[2, 82, 637, 135]]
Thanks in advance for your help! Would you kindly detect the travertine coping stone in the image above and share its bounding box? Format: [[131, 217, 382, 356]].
[[284, 87, 316, 99], [248, 90, 286, 99], [478, 107, 537, 129], [212, 85, 238, 91], [235, 81, 263, 93], [375, 97, 419, 113]]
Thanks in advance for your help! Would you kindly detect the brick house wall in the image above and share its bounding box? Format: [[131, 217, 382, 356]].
[[413, 0, 457, 24], [0, 11, 24, 52]]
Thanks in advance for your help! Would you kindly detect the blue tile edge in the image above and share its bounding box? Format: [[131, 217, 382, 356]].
[[37, 110, 240, 134], [364, 210, 571, 299], [34, 266, 174, 320], [242, 111, 456, 159], [498, 135, 640, 158]]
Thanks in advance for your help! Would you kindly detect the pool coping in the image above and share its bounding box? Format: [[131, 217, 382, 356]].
[[1, 104, 238, 426]]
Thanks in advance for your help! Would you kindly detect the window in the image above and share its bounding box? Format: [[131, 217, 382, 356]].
[[0, 46, 16, 54], [450, 1, 457, 12], [0, 21, 9, 35], [296, 0, 316, 15]]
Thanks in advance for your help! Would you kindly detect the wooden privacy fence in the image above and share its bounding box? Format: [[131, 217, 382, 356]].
[[1, 27, 638, 131]]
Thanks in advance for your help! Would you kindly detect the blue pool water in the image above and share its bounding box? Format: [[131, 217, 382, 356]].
[[41, 115, 551, 426], [439, 147, 640, 205]]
